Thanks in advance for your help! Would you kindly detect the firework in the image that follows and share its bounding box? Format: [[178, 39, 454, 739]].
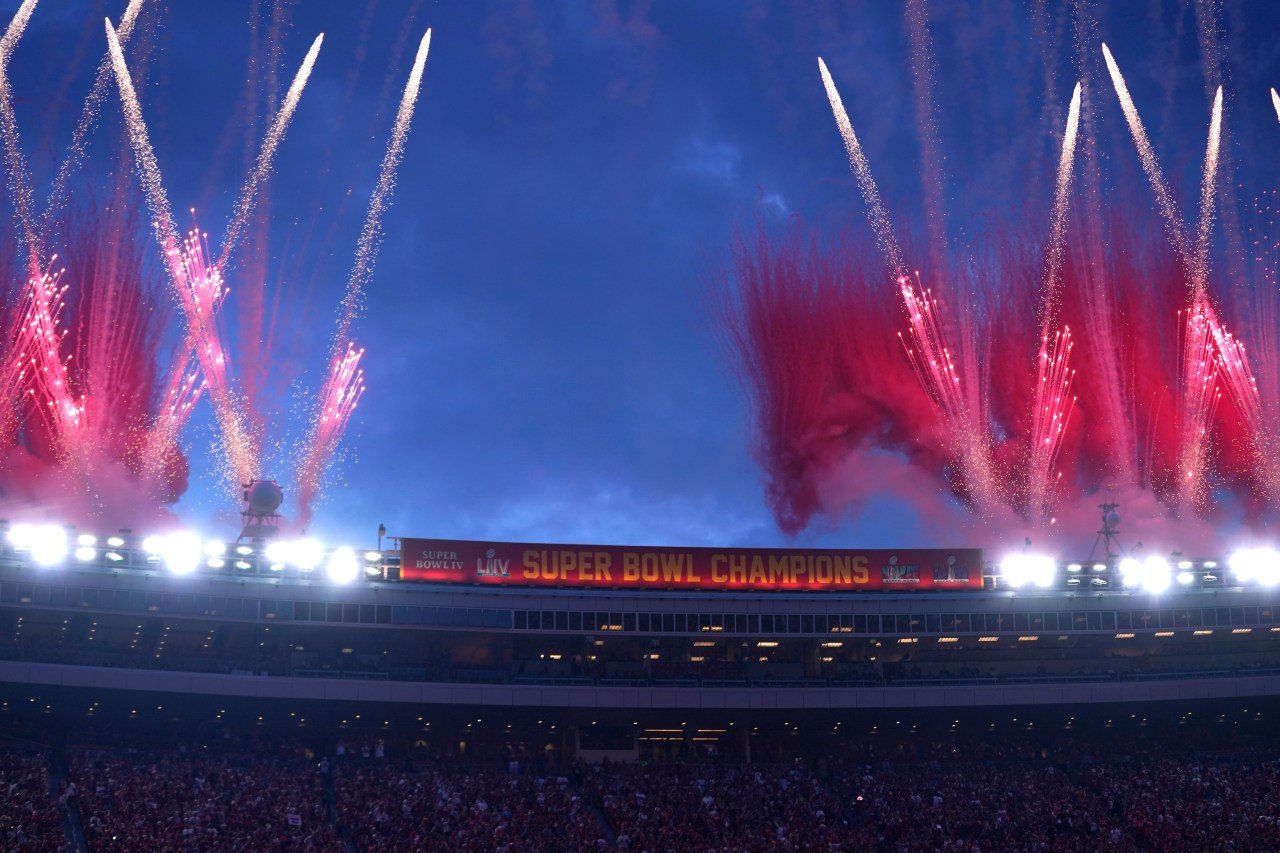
[[295, 28, 432, 527], [724, 50, 1280, 548], [0, 4, 428, 530]]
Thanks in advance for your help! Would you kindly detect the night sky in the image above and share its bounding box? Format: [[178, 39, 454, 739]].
[[8, 1, 1280, 550]]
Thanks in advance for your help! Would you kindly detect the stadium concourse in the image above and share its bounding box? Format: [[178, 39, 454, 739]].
[[2, 530, 1280, 849]]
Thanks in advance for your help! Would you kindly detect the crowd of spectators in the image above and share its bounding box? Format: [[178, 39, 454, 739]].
[[0, 749, 66, 852], [2, 728, 1278, 851], [334, 762, 605, 851], [69, 746, 342, 851], [576, 749, 1280, 852], [585, 762, 846, 850]]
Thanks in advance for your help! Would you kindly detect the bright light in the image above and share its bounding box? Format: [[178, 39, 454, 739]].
[[1000, 554, 1055, 589], [207, 558, 225, 569], [77, 534, 96, 547], [364, 551, 381, 562], [292, 539, 324, 571], [1119, 558, 1141, 588], [1092, 563, 1107, 572], [75, 546, 96, 562], [326, 547, 359, 583], [141, 535, 163, 556], [1228, 548, 1280, 586], [264, 540, 291, 565], [7, 523, 32, 550], [28, 525, 68, 567], [105, 551, 124, 562], [1138, 555, 1171, 594], [1066, 563, 1082, 572], [203, 540, 226, 558], [1177, 560, 1193, 569], [158, 531, 202, 575], [1176, 571, 1194, 585], [106, 536, 125, 548]]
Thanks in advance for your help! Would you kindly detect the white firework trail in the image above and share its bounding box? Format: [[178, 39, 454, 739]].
[[333, 27, 432, 349], [1101, 43, 1190, 262], [38, 0, 149, 251], [1028, 81, 1082, 523], [0, 0, 42, 269], [107, 18, 258, 489], [817, 57, 905, 275], [218, 32, 325, 269]]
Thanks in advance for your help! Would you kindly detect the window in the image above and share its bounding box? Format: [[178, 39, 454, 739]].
[[570, 611, 583, 631]]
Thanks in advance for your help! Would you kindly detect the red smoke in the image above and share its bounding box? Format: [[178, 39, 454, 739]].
[[719, 217, 1266, 550]]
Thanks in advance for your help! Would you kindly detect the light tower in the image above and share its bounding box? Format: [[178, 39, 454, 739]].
[[1090, 499, 1122, 563], [238, 478, 284, 544]]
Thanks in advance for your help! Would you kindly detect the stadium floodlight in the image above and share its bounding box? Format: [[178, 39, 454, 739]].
[[364, 551, 382, 563], [6, 523, 32, 550], [1000, 554, 1055, 589], [207, 558, 225, 569], [159, 531, 202, 575], [292, 538, 324, 571], [105, 551, 124, 562], [1176, 571, 1194, 585], [75, 546, 96, 562], [1228, 548, 1280, 586], [1092, 563, 1107, 572], [1138, 555, 1172, 594], [140, 535, 164, 558], [326, 548, 359, 583], [235, 544, 253, 556], [1066, 563, 1082, 572], [28, 525, 68, 567], [1118, 557, 1141, 588], [264, 540, 291, 567], [77, 534, 96, 547], [106, 536, 125, 548], [203, 540, 226, 558]]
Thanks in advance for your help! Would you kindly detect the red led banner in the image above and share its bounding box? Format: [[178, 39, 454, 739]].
[[398, 538, 984, 591]]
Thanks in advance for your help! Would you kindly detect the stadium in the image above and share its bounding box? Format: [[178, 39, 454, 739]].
[[3, 500, 1279, 849], [4, 1, 1280, 851]]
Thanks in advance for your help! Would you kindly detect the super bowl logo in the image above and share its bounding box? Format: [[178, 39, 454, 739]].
[[475, 547, 510, 578], [881, 555, 921, 584], [933, 554, 971, 583]]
